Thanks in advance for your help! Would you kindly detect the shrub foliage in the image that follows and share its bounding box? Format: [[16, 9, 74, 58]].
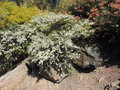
[[0, 13, 94, 74], [0, 1, 37, 29], [56, 0, 120, 47]]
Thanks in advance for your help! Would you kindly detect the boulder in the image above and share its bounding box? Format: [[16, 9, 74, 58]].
[[73, 45, 103, 69]]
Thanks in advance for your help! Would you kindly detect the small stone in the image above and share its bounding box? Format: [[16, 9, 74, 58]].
[[99, 76, 105, 83], [111, 80, 120, 88]]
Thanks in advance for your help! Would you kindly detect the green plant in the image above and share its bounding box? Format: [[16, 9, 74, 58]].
[[56, 0, 120, 23], [33, 0, 51, 10], [0, 1, 37, 29], [56, 0, 120, 45], [0, 27, 28, 72], [28, 13, 94, 74], [55, 0, 75, 13], [0, 13, 95, 75]]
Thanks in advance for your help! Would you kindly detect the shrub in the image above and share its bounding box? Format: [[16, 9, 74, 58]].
[[56, 0, 120, 24], [0, 26, 29, 73], [0, 1, 37, 29], [33, 0, 61, 10], [33, 0, 51, 10], [28, 13, 95, 74], [55, 0, 75, 13], [56, 0, 120, 45], [0, 13, 94, 75], [25, 0, 36, 7]]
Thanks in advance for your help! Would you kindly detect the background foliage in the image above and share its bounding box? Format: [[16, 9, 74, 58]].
[[0, 1, 37, 29], [55, 0, 120, 45]]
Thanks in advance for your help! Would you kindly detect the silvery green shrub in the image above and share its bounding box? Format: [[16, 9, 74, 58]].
[[0, 27, 28, 72], [0, 13, 95, 74], [31, 13, 94, 39], [27, 33, 80, 74], [28, 13, 95, 74], [0, 23, 39, 73]]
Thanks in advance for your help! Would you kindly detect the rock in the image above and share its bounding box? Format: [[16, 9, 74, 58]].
[[73, 49, 95, 68], [111, 80, 120, 88], [40, 67, 68, 83], [104, 80, 120, 90], [26, 61, 68, 83], [0, 62, 28, 90], [73, 45, 103, 69], [84, 46, 104, 66], [99, 76, 106, 83]]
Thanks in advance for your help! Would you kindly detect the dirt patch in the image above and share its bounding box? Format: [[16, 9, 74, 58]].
[[0, 63, 119, 90]]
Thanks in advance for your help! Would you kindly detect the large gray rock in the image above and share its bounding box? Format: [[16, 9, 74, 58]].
[[73, 45, 104, 68], [84, 46, 104, 66]]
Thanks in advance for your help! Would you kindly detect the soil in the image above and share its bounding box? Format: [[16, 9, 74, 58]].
[[0, 62, 120, 90]]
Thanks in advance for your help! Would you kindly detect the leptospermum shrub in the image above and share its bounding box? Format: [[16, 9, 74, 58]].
[[0, 13, 94, 74]]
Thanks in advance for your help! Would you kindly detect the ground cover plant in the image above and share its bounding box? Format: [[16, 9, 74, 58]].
[[0, 12, 95, 75]]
